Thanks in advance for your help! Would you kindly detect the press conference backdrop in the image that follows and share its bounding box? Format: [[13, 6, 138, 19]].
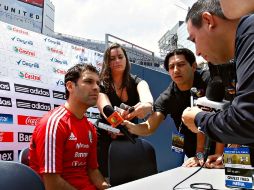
[[0, 20, 183, 172], [0, 21, 103, 161]]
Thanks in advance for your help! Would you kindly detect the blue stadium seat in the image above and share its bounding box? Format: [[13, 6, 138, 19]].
[[0, 161, 45, 190], [108, 138, 158, 186]]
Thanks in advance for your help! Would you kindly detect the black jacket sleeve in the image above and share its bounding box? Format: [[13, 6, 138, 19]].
[[195, 15, 254, 145]]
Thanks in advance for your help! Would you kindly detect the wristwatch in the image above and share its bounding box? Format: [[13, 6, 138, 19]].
[[196, 152, 204, 160]]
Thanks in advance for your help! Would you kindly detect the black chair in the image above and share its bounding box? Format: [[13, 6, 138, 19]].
[[19, 147, 29, 166], [108, 138, 158, 186], [0, 161, 45, 190]]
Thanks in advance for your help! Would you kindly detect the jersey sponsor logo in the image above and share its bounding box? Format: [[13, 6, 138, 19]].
[[69, 132, 77, 141], [72, 161, 86, 167], [0, 114, 13, 124], [0, 81, 10, 91], [44, 38, 61, 45], [16, 99, 51, 111], [76, 143, 89, 149], [18, 132, 32, 142], [7, 25, 29, 35], [47, 47, 64, 55], [14, 83, 50, 97], [0, 150, 14, 161], [0, 132, 14, 142], [17, 59, 40, 69], [13, 46, 35, 57], [74, 152, 88, 158], [17, 115, 41, 126], [0, 97, 12, 107], [53, 90, 66, 100]]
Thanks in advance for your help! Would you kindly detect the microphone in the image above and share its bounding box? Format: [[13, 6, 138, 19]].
[[190, 87, 198, 107], [195, 78, 230, 161], [120, 103, 135, 113], [103, 105, 136, 144]]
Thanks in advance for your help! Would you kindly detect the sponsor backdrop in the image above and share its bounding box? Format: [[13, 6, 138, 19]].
[[0, 21, 103, 161]]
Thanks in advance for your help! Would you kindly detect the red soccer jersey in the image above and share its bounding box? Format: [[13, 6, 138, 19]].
[[29, 106, 98, 190]]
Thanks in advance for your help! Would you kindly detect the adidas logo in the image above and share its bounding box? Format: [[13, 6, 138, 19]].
[[69, 132, 77, 141]]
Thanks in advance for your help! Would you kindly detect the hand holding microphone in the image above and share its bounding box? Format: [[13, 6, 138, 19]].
[[103, 105, 136, 144]]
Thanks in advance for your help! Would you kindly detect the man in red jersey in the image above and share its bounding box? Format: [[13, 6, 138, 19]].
[[29, 64, 110, 190]]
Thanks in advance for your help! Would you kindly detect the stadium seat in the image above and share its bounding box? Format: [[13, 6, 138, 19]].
[[108, 138, 158, 186], [19, 147, 29, 166], [0, 161, 45, 190]]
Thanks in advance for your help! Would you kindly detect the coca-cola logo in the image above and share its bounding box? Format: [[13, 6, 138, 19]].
[[18, 115, 41, 126]]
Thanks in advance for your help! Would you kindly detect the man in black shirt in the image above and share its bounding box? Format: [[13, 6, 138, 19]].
[[124, 48, 224, 167]]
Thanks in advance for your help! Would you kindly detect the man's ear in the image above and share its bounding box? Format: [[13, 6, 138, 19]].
[[192, 62, 197, 72], [66, 81, 74, 93], [202, 12, 216, 30]]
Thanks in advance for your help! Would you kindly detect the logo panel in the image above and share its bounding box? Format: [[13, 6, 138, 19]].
[[14, 83, 50, 97], [0, 114, 13, 124], [17, 115, 41, 126], [0, 132, 14, 142], [0, 150, 14, 161], [0, 81, 10, 91], [16, 99, 51, 111], [18, 132, 32, 142], [0, 97, 12, 107]]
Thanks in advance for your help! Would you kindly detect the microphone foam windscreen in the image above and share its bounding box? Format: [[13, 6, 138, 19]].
[[206, 79, 225, 102], [103, 105, 114, 117]]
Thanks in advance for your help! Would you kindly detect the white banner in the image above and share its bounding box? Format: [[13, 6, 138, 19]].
[[0, 21, 103, 161]]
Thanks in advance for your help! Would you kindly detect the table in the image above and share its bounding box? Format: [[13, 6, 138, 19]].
[[109, 167, 237, 190]]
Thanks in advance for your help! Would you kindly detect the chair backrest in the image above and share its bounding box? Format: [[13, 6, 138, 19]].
[[19, 147, 29, 166], [108, 138, 158, 186], [0, 161, 45, 190]]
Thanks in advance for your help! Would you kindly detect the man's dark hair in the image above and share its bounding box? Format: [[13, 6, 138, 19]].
[[64, 63, 99, 99], [185, 0, 226, 28], [164, 48, 196, 71]]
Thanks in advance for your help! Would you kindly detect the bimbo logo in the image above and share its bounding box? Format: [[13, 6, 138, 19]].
[[17, 115, 41, 126], [7, 25, 29, 35], [53, 67, 66, 75], [0, 150, 14, 161], [0, 114, 13, 124], [0, 97, 12, 107], [13, 46, 35, 57], [14, 83, 50, 97], [0, 81, 10, 91], [17, 59, 39, 68], [44, 38, 61, 45], [19, 71, 41, 81], [18, 132, 32, 142], [11, 37, 33, 45], [50, 57, 68, 65], [47, 47, 63, 55], [16, 99, 51, 111]]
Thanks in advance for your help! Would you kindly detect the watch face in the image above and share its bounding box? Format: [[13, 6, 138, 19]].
[[196, 152, 204, 160]]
